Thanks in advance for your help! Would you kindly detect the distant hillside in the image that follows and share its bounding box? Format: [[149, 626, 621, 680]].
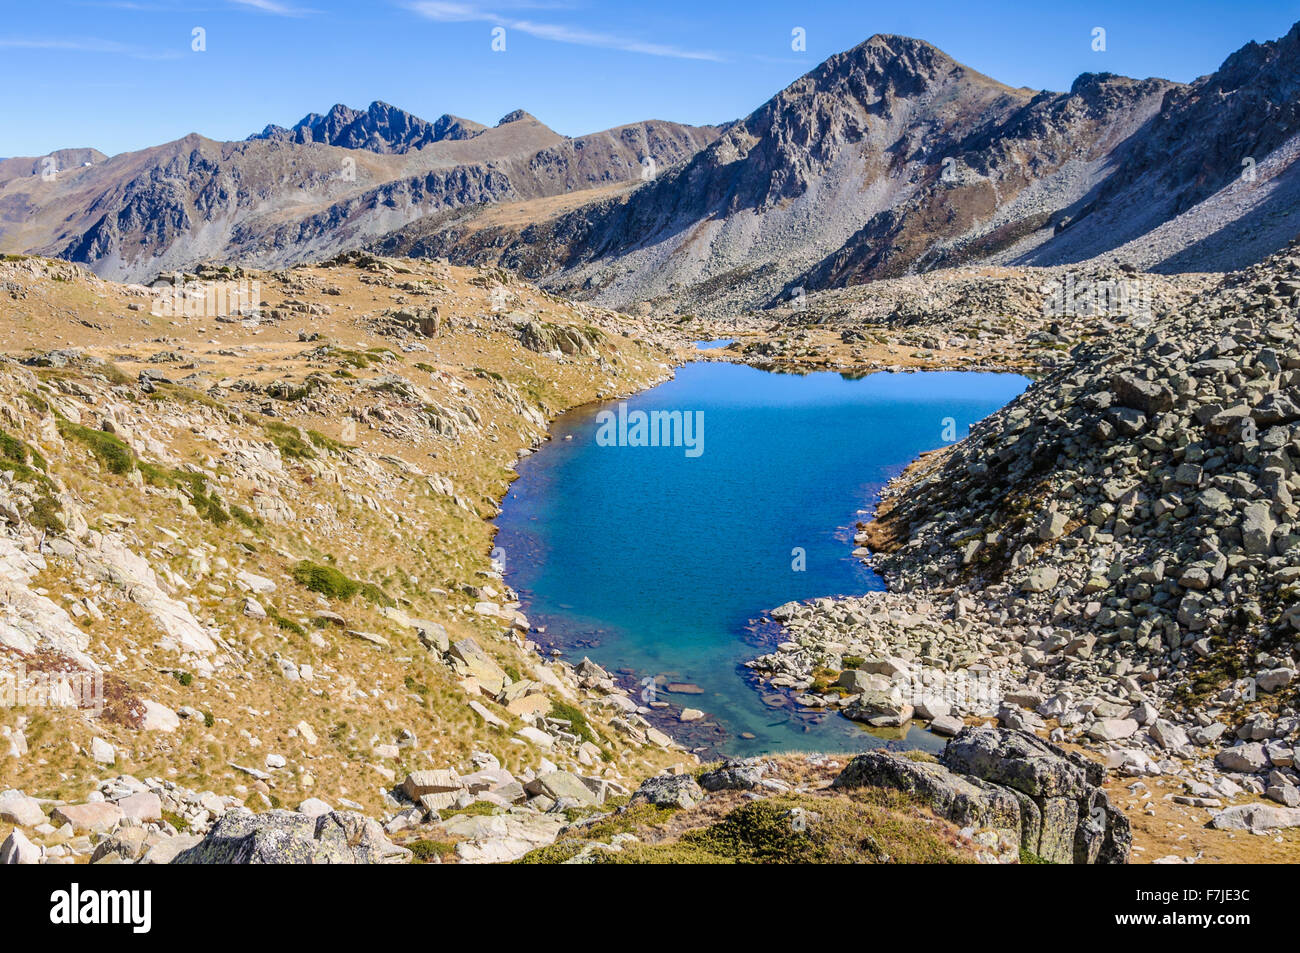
[[0, 106, 719, 283]]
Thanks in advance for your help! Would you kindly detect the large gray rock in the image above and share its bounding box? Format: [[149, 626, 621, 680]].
[[942, 727, 1098, 798], [833, 750, 1022, 843], [526, 770, 600, 807], [699, 758, 768, 792], [1215, 743, 1268, 773], [0, 790, 45, 827], [1, 828, 40, 864], [631, 774, 703, 809], [1111, 373, 1175, 415], [50, 801, 123, 833], [140, 834, 204, 865], [843, 690, 913, 727], [941, 728, 1128, 864], [447, 638, 506, 694], [834, 729, 1129, 863], [1210, 804, 1300, 831], [173, 810, 411, 864]]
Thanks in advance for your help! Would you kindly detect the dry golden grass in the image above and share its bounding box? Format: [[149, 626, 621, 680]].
[[0, 254, 688, 818]]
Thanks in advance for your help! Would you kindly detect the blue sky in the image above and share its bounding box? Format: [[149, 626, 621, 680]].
[[2, 0, 1298, 157]]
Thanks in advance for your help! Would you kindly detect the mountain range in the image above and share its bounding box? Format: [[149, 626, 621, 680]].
[[3, 22, 1300, 314]]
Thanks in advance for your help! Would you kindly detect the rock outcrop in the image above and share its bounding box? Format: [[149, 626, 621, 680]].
[[834, 728, 1131, 863], [173, 809, 411, 864]]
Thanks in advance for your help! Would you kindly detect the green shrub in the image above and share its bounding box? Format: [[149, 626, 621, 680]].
[[359, 582, 396, 608], [549, 700, 596, 745], [230, 505, 261, 529], [307, 429, 350, 453], [263, 422, 315, 460], [291, 560, 361, 600], [407, 839, 455, 863], [56, 420, 133, 474], [150, 468, 230, 525], [0, 428, 63, 533], [267, 606, 307, 637], [28, 496, 66, 534]]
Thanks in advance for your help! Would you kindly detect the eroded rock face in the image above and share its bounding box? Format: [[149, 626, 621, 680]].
[[173, 809, 411, 864], [518, 320, 596, 357], [834, 728, 1131, 864]]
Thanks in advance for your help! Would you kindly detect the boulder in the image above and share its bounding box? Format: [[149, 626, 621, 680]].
[[51, 801, 124, 832], [117, 791, 162, 822], [526, 770, 599, 807], [0, 828, 40, 864], [942, 727, 1097, 799], [1022, 566, 1060, 593], [833, 750, 1022, 844], [1088, 718, 1139, 742], [631, 774, 703, 809], [843, 690, 913, 727], [1149, 719, 1190, 751], [1210, 804, 1300, 831], [296, 798, 333, 817], [90, 827, 152, 863], [448, 638, 506, 694], [402, 770, 463, 812], [0, 790, 45, 827], [173, 810, 411, 864], [1216, 743, 1268, 773], [140, 834, 204, 864], [929, 713, 965, 737], [139, 699, 180, 732], [90, 736, 116, 765], [699, 758, 767, 792], [444, 812, 565, 863]]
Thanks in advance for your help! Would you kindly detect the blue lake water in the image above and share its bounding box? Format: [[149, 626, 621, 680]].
[[495, 362, 1030, 757], [693, 338, 736, 350]]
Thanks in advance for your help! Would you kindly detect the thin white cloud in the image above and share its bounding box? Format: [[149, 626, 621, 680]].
[[228, 0, 318, 16], [0, 37, 182, 60], [407, 1, 726, 62]]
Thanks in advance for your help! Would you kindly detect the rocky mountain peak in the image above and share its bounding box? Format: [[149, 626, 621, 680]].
[[497, 110, 537, 126], [249, 101, 487, 153]]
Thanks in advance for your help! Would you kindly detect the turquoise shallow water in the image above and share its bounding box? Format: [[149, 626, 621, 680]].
[[495, 362, 1030, 756]]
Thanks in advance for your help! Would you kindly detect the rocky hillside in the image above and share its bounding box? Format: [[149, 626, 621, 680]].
[[735, 263, 1213, 374], [0, 111, 719, 284], [0, 252, 709, 865], [748, 240, 1300, 860], [1010, 22, 1300, 274]]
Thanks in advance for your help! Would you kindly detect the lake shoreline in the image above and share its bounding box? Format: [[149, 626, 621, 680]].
[[494, 360, 1030, 757]]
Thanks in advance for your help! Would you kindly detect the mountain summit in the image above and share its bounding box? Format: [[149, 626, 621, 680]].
[[250, 100, 488, 153]]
